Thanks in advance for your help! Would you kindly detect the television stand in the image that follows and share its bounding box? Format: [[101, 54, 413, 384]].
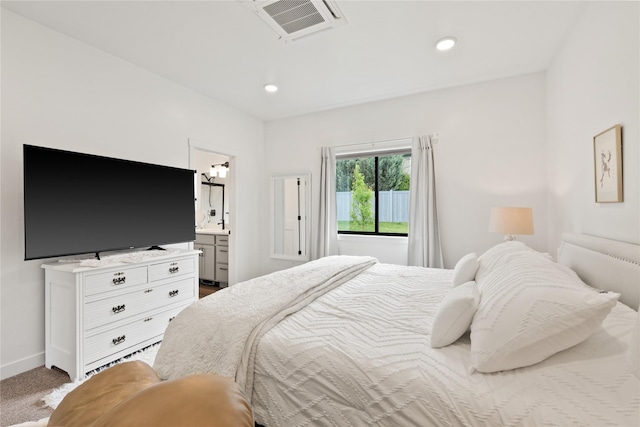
[[42, 249, 200, 381]]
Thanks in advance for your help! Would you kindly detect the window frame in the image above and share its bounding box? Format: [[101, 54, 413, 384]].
[[336, 148, 411, 237]]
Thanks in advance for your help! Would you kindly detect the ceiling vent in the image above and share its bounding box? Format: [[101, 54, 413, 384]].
[[245, 0, 347, 42]]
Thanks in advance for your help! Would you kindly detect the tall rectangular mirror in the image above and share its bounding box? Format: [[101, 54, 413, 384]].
[[271, 174, 310, 261]]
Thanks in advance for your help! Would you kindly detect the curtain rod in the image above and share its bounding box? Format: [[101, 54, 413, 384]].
[[334, 136, 412, 150], [332, 133, 439, 151]]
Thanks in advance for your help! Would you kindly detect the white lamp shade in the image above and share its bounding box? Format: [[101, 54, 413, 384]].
[[489, 207, 534, 237]]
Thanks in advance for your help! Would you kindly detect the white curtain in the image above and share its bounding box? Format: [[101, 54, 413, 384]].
[[314, 146, 339, 259], [408, 135, 443, 268]]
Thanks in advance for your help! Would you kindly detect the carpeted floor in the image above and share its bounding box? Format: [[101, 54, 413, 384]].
[[0, 366, 69, 427]]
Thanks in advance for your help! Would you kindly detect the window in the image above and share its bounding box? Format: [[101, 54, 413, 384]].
[[336, 151, 411, 236]]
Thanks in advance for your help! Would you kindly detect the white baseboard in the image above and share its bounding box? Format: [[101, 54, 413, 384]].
[[0, 352, 45, 380]]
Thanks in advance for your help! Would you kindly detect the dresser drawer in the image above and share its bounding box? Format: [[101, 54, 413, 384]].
[[84, 266, 148, 297], [148, 257, 194, 282], [216, 235, 229, 245], [84, 304, 189, 365], [84, 277, 196, 331], [216, 245, 229, 263], [195, 234, 216, 245], [216, 264, 228, 283]]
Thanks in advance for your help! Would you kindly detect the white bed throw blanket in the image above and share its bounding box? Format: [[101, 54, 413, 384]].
[[153, 255, 376, 400]]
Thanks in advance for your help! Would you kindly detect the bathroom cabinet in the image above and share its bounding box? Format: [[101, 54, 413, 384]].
[[195, 232, 229, 286]]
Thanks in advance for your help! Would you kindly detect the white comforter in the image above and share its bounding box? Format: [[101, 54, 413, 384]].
[[251, 263, 639, 427], [153, 255, 376, 399]]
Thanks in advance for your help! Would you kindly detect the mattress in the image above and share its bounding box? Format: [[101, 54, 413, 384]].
[[251, 263, 639, 426]]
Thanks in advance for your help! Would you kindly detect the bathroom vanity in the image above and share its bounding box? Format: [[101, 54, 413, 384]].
[[194, 229, 229, 286]]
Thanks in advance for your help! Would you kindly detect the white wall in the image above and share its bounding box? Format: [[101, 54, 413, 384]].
[[0, 11, 264, 379], [547, 2, 639, 251], [263, 72, 548, 272]]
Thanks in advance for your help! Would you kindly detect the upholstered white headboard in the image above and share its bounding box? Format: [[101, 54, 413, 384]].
[[558, 233, 640, 311]]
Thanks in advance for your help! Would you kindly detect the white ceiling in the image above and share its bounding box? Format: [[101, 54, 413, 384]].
[[2, 1, 585, 121]]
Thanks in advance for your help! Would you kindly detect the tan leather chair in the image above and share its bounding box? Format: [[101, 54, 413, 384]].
[[48, 361, 254, 427]]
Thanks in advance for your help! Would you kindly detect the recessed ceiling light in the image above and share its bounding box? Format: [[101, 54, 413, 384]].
[[435, 36, 457, 51], [264, 84, 278, 93]]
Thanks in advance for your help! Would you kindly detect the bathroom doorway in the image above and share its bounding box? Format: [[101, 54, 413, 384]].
[[189, 140, 234, 291]]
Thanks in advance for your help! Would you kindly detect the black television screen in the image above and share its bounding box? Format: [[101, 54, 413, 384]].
[[23, 145, 196, 260]]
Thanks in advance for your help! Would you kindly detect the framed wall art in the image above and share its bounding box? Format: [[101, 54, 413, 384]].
[[593, 124, 623, 203]]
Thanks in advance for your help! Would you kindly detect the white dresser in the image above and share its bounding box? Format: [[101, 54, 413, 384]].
[[42, 249, 199, 380]]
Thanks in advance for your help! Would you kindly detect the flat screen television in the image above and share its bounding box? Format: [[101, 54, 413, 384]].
[[23, 145, 196, 260]]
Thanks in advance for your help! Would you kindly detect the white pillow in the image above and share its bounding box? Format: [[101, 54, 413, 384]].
[[470, 245, 619, 373], [475, 241, 536, 283], [431, 281, 479, 348], [452, 253, 479, 287]]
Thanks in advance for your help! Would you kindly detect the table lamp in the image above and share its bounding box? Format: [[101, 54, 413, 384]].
[[488, 207, 534, 241]]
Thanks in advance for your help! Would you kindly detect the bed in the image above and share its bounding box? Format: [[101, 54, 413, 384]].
[[153, 233, 639, 426]]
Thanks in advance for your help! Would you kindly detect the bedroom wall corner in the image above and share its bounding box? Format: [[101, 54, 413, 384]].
[[547, 1, 640, 252]]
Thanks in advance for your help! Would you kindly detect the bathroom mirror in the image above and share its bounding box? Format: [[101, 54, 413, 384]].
[[271, 174, 310, 261]]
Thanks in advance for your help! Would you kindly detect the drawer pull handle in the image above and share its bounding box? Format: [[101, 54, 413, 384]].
[[220, 249, 228, 253], [111, 304, 126, 314], [169, 266, 180, 274], [144, 317, 153, 322], [169, 316, 176, 322], [112, 276, 126, 285], [220, 267, 228, 271], [169, 290, 179, 297], [144, 289, 153, 293], [112, 335, 126, 346]]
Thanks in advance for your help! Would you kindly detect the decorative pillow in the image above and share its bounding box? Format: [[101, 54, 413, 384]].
[[431, 281, 479, 348], [452, 253, 479, 287], [470, 244, 619, 373], [475, 241, 537, 284]]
